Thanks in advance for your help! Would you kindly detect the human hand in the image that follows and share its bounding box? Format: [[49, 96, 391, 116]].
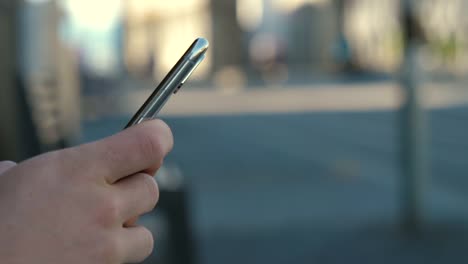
[[0, 119, 173, 264]]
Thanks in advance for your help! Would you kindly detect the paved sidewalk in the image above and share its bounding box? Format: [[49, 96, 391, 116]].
[[82, 103, 468, 264]]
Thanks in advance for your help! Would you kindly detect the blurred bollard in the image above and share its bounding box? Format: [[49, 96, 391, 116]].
[[399, 0, 429, 233], [142, 165, 196, 264]]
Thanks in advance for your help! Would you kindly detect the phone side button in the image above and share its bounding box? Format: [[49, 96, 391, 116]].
[[174, 83, 183, 94]]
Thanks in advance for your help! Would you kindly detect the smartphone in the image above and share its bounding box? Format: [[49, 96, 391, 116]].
[[124, 37, 209, 128]]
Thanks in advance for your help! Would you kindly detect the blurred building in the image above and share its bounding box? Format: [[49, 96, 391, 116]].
[[122, 0, 343, 85], [39, 0, 468, 97], [18, 0, 81, 151], [235, 0, 342, 84], [271, 0, 339, 71], [62, 0, 125, 78], [123, 0, 212, 80]]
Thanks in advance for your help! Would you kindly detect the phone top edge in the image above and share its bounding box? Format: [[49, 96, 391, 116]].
[[187, 38, 209, 60], [124, 37, 209, 129]]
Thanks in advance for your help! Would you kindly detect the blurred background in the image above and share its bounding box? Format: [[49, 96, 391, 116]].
[[1, 0, 468, 263]]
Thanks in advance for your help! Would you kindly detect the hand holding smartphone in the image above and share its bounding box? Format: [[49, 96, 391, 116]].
[[125, 38, 209, 128]]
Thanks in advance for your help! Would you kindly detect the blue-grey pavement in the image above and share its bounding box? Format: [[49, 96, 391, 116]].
[[82, 106, 468, 264]]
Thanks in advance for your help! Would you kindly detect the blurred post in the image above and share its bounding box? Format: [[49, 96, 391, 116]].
[[399, 0, 428, 233], [0, 0, 41, 161], [209, 0, 244, 73], [158, 189, 196, 264]]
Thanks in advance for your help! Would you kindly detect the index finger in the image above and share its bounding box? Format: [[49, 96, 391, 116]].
[[73, 119, 173, 183]]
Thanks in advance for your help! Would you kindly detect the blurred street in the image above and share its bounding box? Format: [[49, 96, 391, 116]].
[[82, 82, 468, 264], [2, 0, 468, 263]]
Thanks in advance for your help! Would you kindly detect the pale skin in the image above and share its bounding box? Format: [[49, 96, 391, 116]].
[[0, 119, 173, 264]]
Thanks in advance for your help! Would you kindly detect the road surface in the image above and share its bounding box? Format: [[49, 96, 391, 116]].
[[82, 91, 468, 264]]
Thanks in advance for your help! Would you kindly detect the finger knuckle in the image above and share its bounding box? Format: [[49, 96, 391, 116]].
[[96, 196, 120, 227]]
